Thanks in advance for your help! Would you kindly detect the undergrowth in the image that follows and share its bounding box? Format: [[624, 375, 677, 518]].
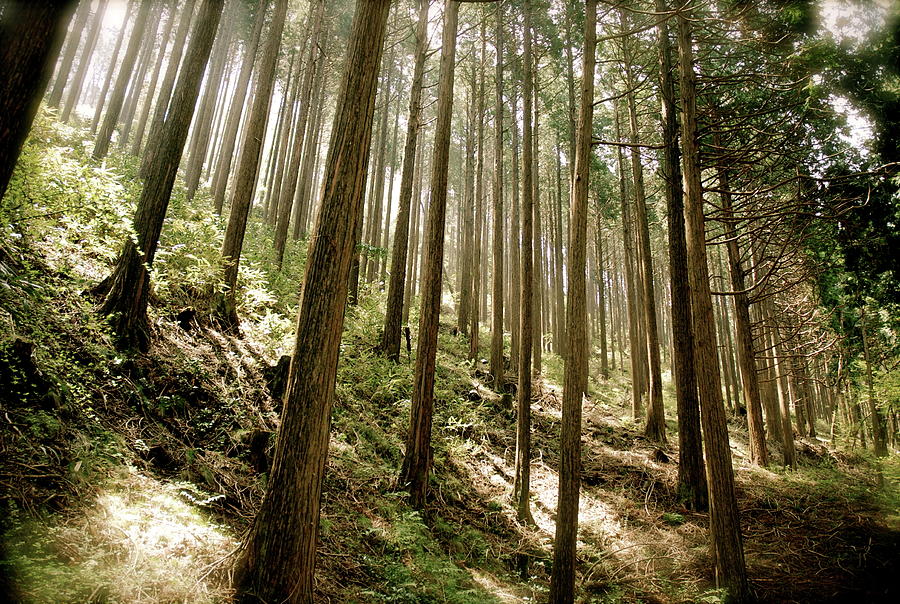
[[1, 107, 897, 604]]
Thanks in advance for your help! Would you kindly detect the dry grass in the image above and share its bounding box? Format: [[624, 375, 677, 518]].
[[8, 468, 238, 603]]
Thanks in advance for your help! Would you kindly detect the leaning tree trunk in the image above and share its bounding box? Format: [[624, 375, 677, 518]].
[[216, 0, 289, 329], [98, 0, 224, 351], [210, 0, 266, 213], [382, 0, 429, 362], [46, 0, 91, 109], [92, 0, 153, 160], [0, 0, 75, 202], [549, 1, 595, 600], [655, 0, 706, 511], [678, 11, 749, 602], [90, 0, 131, 135], [141, 0, 198, 178], [61, 0, 110, 123], [231, 3, 390, 602], [400, 0, 460, 511]]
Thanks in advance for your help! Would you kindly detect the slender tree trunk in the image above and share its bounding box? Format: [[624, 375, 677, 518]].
[[0, 0, 76, 201], [678, 12, 748, 601], [210, 0, 266, 213], [619, 11, 665, 443], [91, 1, 131, 135], [490, 0, 505, 387], [400, 0, 459, 510], [232, 2, 389, 601], [861, 308, 888, 456], [596, 220, 609, 380], [141, 0, 198, 177], [383, 0, 429, 361], [514, 0, 535, 526], [186, 9, 234, 199], [61, 0, 109, 123], [98, 0, 223, 351], [469, 25, 486, 362], [47, 0, 91, 108], [716, 152, 767, 465], [531, 72, 542, 375], [131, 1, 178, 155], [549, 1, 595, 599], [655, 0, 707, 510], [118, 3, 162, 148], [92, 0, 152, 160], [273, 0, 325, 265], [217, 0, 288, 328]]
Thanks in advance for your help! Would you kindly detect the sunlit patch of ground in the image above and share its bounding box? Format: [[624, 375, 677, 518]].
[[6, 468, 238, 603]]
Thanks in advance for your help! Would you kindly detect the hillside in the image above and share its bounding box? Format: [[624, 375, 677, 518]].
[[1, 113, 897, 603]]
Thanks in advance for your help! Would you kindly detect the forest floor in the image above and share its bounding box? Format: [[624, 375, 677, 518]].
[[1, 114, 898, 603]]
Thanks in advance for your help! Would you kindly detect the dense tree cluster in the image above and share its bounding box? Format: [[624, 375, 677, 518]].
[[1, 0, 897, 601]]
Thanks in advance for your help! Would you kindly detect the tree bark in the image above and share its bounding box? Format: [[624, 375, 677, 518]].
[[549, 1, 594, 600], [400, 0, 460, 510], [0, 0, 75, 201], [98, 0, 224, 351]]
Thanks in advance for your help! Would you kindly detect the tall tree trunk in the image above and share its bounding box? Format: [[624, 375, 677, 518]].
[[131, 1, 179, 155], [531, 71, 542, 375], [861, 307, 888, 456], [61, 0, 109, 123], [231, 2, 389, 601], [514, 0, 535, 526], [210, 0, 266, 213], [186, 8, 234, 199], [549, 1, 595, 599], [91, 1, 131, 134], [656, 0, 706, 510], [273, 0, 326, 265], [595, 220, 609, 380], [490, 0, 505, 387], [141, 0, 198, 177], [678, 11, 749, 601], [383, 0, 429, 361], [47, 0, 91, 108], [0, 0, 75, 201], [98, 0, 224, 351], [118, 3, 162, 148], [92, 0, 153, 160], [616, 103, 644, 420], [716, 149, 767, 465], [469, 24, 486, 362], [400, 0, 459, 510], [217, 0, 289, 328], [619, 16, 665, 442]]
